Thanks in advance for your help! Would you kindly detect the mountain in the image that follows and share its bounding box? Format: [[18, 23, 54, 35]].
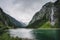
[[27, 1, 59, 28], [0, 8, 25, 29], [27, 2, 54, 28]]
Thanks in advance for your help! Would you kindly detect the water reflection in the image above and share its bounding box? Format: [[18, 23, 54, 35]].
[[9, 28, 35, 39]]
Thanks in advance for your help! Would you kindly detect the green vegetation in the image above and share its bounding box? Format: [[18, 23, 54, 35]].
[[0, 32, 22, 40], [40, 21, 51, 28]]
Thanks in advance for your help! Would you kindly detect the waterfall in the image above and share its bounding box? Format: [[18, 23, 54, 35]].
[[50, 5, 55, 26]]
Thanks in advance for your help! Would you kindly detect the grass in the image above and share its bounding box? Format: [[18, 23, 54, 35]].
[[39, 21, 52, 28]]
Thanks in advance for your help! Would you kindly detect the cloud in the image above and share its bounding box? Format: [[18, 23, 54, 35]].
[[0, 0, 56, 25]]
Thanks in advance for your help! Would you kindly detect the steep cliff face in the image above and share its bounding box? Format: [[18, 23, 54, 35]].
[[0, 8, 25, 28], [27, 2, 57, 28]]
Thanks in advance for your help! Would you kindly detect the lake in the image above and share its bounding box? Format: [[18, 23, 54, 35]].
[[8, 28, 58, 40]]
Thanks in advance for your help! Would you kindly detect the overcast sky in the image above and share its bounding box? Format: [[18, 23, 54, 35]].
[[0, 0, 56, 24]]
